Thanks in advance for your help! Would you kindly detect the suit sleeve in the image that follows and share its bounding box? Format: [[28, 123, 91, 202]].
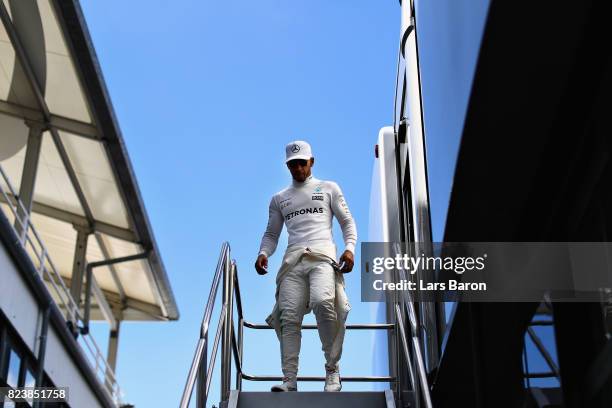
[[330, 182, 357, 255], [258, 195, 284, 257]]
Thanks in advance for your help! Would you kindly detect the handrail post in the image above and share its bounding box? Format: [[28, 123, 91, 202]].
[[396, 302, 419, 407], [237, 317, 244, 390], [196, 333, 208, 408], [396, 299, 433, 408], [232, 264, 245, 391], [220, 252, 228, 403], [220, 253, 234, 402]]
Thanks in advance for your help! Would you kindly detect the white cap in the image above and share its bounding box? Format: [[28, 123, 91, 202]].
[[285, 140, 313, 163]]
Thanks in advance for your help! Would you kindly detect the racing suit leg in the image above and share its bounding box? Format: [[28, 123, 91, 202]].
[[278, 262, 308, 380], [307, 259, 340, 371]]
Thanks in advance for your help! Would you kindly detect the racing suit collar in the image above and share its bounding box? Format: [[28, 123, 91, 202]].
[[292, 174, 315, 188]]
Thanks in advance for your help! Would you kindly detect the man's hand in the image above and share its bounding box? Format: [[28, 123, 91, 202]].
[[255, 254, 268, 275], [339, 250, 354, 273]]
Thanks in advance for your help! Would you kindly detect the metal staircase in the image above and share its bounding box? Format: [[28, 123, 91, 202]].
[[179, 242, 433, 408]]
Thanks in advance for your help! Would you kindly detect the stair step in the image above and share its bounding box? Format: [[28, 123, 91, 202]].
[[235, 391, 388, 408]]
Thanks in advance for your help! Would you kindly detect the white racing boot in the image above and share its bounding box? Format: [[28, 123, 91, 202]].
[[324, 366, 341, 392], [271, 376, 297, 392]]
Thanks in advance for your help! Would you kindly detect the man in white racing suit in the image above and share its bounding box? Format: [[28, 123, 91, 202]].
[[255, 140, 357, 392]]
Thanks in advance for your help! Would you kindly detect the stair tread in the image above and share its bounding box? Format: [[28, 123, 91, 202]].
[[236, 391, 388, 408], [240, 391, 385, 394]]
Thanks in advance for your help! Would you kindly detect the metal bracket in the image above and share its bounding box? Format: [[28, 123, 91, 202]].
[[82, 251, 149, 334]]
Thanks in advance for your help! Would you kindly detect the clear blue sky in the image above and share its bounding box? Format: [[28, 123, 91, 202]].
[[80, 1, 555, 406], [81, 1, 399, 406]]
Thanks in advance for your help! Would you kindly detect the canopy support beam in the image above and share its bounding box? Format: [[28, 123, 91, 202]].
[[0, 100, 99, 140], [106, 321, 121, 388], [14, 122, 45, 240], [69, 226, 90, 325]]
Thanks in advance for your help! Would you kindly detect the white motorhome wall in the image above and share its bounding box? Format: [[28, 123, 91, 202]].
[[45, 329, 104, 408], [0, 241, 106, 408], [368, 126, 402, 391], [0, 243, 40, 351]]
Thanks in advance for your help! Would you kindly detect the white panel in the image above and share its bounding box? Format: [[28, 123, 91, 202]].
[[39, 0, 92, 123], [0, 4, 8, 42], [102, 234, 157, 304], [38, 0, 68, 56], [45, 328, 105, 408], [0, 125, 86, 222], [28, 210, 76, 277], [90, 264, 121, 296], [0, 112, 28, 161], [44, 52, 91, 122], [85, 235, 124, 296], [59, 131, 130, 229], [0, 239, 41, 351], [0, 116, 27, 198], [34, 132, 85, 216], [86, 233, 105, 262], [0, 41, 13, 101], [0, 34, 36, 109], [0, 151, 25, 195], [0, 23, 16, 101]]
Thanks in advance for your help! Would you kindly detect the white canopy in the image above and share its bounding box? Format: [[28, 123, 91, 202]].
[[0, 0, 178, 321]]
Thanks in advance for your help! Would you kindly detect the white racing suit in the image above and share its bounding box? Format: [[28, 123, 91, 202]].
[[259, 174, 357, 380]]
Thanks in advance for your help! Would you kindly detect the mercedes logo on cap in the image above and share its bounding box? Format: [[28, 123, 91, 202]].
[[291, 144, 301, 153]]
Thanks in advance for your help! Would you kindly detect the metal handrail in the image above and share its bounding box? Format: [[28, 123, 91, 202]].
[[395, 304, 432, 408], [396, 265, 434, 408], [204, 304, 228, 398], [181, 241, 432, 408], [180, 242, 229, 408], [0, 164, 123, 404], [240, 373, 395, 382], [243, 321, 394, 330]]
